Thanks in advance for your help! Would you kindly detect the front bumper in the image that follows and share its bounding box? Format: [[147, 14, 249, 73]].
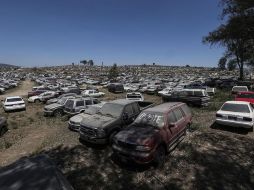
[[79, 132, 107, 144], [4, 105, 26, 111], [112, 144, 155, 164], [215, 118, 253, 129], [44, 110, 54, 116]]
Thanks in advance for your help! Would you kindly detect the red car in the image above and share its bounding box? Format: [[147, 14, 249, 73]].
[[235, 91, 254, 104], [112, 102, 192, 167]]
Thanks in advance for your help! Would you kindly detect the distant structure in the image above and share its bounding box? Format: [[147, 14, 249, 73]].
[[80, 59, 94, 66]]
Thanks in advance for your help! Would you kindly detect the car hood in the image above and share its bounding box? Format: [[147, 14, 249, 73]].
[[70, 113, 91, 123], [80, 114, 116, 129], [29, 96, 39, 100], [115, 125, 158, 145], [44, 103, 62, 110]]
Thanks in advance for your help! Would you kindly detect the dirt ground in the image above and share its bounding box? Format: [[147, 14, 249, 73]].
[[0, 80, 253, 190]]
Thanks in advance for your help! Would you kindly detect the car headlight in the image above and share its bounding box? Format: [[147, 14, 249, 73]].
[[136, 145, 151, 151], [96, 129, 106, 137]]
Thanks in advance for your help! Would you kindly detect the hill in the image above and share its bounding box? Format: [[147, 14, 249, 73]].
[[0, 63, 20, 68]]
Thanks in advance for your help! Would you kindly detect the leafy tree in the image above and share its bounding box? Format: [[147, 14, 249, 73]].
[[227, 59, 237, 70], [88, 60, 94, 66], [218, 57, 227, 70], [80, 60, 87, 65], [108, 63, 118, 81], [203, 0, 254, 80]]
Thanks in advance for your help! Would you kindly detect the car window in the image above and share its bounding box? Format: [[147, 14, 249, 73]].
[[193, 91, 203, 96], [173, 108, 184, 121], [93, 99, 100, 104], [168, 111, 177, 123], [124, 104, 134, 115], [7, 98, 22, 102], [65, 100, 74, 108], [85, 99, 93, 105], [181, 104, 191, 116], [221, 103, 250, 113], [76, 101, 84, 107], [132, 103, 140, 114]]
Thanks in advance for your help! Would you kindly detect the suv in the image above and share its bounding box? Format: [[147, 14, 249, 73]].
[[43, 96, 76, 117], [79, 99, 153, 144], [28, 87, 50, 98], [64, 97, 101, 116], [108, 83, 124, 93], [112, 102, 192, 166], [0, 116, 7, 136], [162, 89, 210, 107]]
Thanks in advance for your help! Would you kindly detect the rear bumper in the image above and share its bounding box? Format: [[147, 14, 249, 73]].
[[112, 144, 155, 164], [215, 118, 253, 129], [4, 105, 25, 111], [68, 121, 80, 131]]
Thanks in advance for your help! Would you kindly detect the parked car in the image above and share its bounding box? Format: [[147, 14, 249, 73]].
[[44, 96, 76, 117], [2, 96, 26, 112], [28, 87, 50, 98], [112, 102, 192, 166], [158, 88, 172, 96], [64, 97, 101, 117], [46, 93, 77, 105], [81, 90, 105, 98], [108, 83, 124, 93], [215, 101, 254, 129], [235, 91, 254, 104], [79, 99, 154, 144], [68, 102, 106, 131], [28, 91, 58, 103], [232, 86, 248, 95], [162, 89, 210, 107], [126, 92, 144, 101], [0, 116, 8, 137]]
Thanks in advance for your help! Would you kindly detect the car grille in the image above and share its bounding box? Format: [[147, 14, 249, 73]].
[[228, 116, 237, 121], [117, 141, 136, 150], [80, 126, 96, 137]]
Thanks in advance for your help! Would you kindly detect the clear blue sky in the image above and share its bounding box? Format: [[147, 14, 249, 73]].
[[0, 0, 224, 67]]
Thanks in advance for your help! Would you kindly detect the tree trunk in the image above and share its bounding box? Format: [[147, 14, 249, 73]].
[[239, 62, 244, 80]]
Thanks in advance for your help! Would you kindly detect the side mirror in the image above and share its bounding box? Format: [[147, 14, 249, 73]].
[[123, 112, 129, 120], [168, 123, 175, 128]]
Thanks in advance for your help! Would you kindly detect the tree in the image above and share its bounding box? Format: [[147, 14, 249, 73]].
[[80, 60, 87, 65], [88, 60, 94, 66], [227, 59, 237, 70], [218, 57, 227, 70], [108, 63, 118, 81], [203, 0, 254, 80]]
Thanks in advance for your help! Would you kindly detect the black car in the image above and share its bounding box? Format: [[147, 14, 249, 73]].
[[108, 83, 124, 93]]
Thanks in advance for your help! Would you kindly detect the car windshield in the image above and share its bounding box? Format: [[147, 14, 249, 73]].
[[98, 103, 124, 117], [221, 103, 250, 113], [7, 98, 22, 102], [233, 87, 247, 91], [134, 111, 164, 128], [57, 97, 67, 105], [127, 94, 141, 99]]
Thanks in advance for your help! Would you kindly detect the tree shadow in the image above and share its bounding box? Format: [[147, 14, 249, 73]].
[[210, 122, 250, 135]]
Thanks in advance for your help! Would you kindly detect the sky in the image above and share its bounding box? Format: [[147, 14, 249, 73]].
[[0, 0, 224, 67]]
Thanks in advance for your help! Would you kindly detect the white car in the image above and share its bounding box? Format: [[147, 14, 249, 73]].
[[232, 86, 248, 94], [81, 90, 105, 98], [216, 101, 254, 129], [126, 92, 144, 101], [158, 88, 172, 96], [2, 96, 26, 112], [28, 91, 57, 103]]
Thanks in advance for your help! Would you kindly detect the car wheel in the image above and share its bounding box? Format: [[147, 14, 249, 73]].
[[109, 131, 118, 144], [54, 109, 63, 117], [35, 99, 40, 103], [154, 145, 166, 168], [0, 126, 7, 137], [186, 123, 191, 133]]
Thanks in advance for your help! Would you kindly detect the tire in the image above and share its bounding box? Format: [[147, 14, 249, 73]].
[[54, 109, 63, 117], [186, 123, 191, 133], [109, 131, 118, 144], [35, 99, 40, 103], [0, 126, 7, 137], [154, 145, 166, 168]]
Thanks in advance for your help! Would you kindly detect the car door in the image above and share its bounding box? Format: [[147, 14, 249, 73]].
[[173, 108, 186, 135], [166, 111, 179, 144], [75, 100, 85, 113]]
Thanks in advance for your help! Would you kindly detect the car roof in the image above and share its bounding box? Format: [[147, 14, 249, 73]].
[[109, 99, 135, 105], [6, 96, 22, 99], [224, 101, 250, 105], [145, 102, 184, 113]]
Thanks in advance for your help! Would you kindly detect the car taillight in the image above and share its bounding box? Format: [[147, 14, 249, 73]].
[[243, 117, 252, 121], [216, 113, 223, 118]]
